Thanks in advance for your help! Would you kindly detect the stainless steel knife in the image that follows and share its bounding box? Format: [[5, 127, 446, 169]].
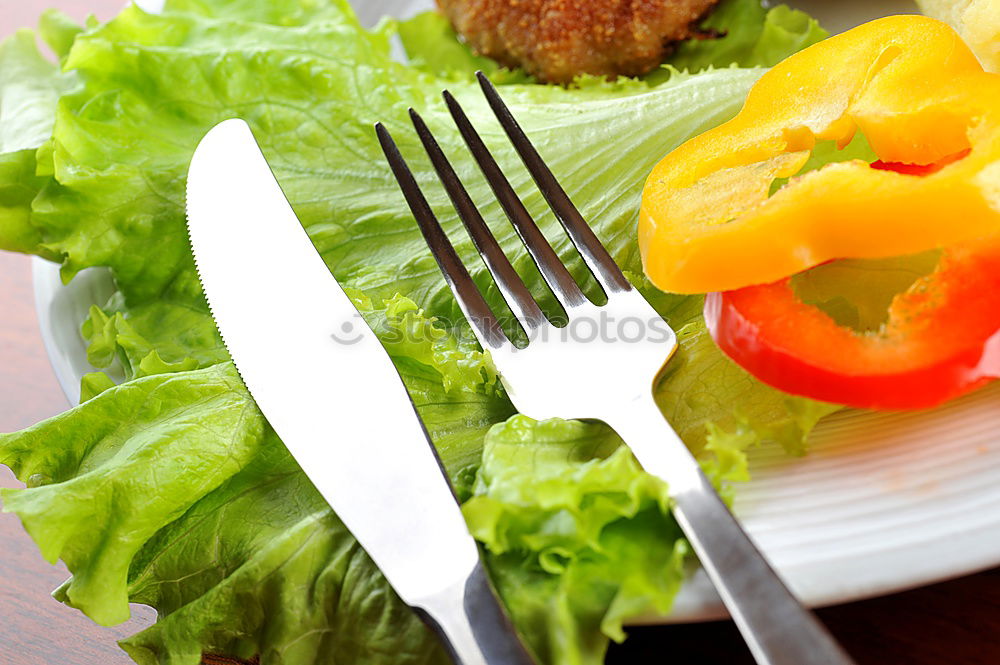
[[186, 118, 535, 665]]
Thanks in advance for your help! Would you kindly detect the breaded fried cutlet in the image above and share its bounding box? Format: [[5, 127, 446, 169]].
[[437, 0, 720, 84]]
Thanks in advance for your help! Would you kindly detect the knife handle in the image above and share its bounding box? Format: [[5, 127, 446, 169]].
[[415, 562, 537, 665]]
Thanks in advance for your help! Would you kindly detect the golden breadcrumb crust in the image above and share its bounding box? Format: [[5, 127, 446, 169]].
[[437, 0, 720, 83]]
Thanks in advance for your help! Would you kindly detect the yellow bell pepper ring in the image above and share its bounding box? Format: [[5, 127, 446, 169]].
[[639, 15, 1000, 294]]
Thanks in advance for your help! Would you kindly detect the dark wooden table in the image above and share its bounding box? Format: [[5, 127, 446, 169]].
[[3, 3, 1000, 663]]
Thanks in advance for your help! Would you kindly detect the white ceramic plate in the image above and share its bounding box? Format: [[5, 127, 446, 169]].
[[37, 0, 1000, 625]]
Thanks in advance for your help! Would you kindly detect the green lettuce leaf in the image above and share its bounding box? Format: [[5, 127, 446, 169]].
[[0, 149, 50, 256], [119, 438, 449, 665], [0, 363, 266, 625], [389, 10, 534, 84], [0, 28, 75, 255], [30, 1, 765, 308], [464, 416, 687, 659], [790, 250, 942, 333], [0, 29, 71, 153], [670, 0, 827, 73], [657, 314, 839, 476], [0, 1, 837, 664], [38, 9, 86, 61]]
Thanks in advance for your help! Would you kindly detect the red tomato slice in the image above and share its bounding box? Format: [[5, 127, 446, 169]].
[[705, 237, 1000, 409]]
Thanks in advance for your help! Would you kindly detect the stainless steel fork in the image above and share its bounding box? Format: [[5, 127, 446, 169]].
[[376, 72, 856, 665]]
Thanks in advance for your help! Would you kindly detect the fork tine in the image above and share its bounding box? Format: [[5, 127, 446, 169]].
[[375, 122, 509, 350], [442, 90, 587, 309], [476, 71, 632, 293], [408, 109, 547, 333]]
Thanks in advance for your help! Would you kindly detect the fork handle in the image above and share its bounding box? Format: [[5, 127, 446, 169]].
[[606, 397, 856, 665]]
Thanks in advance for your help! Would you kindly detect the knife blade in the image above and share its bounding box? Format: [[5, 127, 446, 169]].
[[186, 119, 534, 665]]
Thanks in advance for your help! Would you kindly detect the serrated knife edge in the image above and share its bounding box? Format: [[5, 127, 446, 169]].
[[184, 118, 481, 605]]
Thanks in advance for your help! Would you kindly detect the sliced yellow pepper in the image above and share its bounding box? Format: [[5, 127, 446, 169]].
[[918, 0, 1000, 72], [639, 15, 1000, 294]]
